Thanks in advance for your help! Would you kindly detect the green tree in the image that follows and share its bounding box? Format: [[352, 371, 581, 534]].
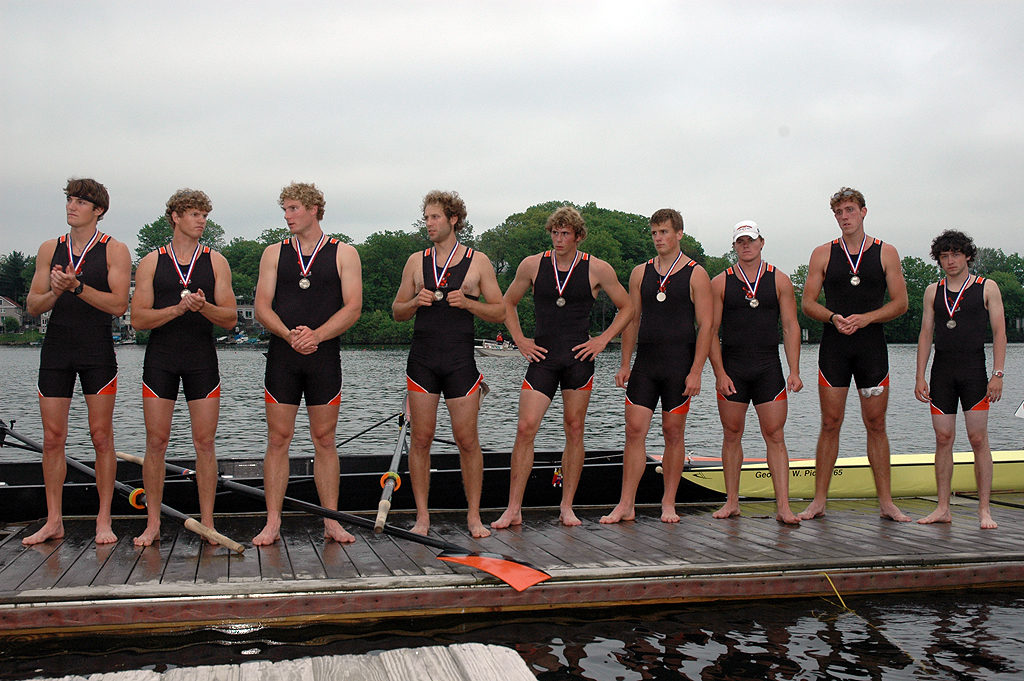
[[985, 271, 1024, 342], [135, 217, 226, 259], [221, 237, 264, 303], [4, 316, 19, 333], [884, 256, 941, 343], [258, 227, 290, 245], [0, 251, 29, 304], [704, 251, 736, 279], [355, 229, 427, 314]]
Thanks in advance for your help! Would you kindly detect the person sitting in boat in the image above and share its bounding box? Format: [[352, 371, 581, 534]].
[[708, 221, 802, 525], [798, 187, 911, 522], [253, 182, 363, 546], [130, 189, 237, 546], [23, 178, 131, 546], [492, 205, 633, 529], [600, 208, 712, 525], [392, 190, 505, 538], [915, 229, 1005, 530]]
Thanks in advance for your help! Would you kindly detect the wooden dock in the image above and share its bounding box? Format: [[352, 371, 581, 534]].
[[29, 644, 536, 681], [2, 495, 1023, 639]]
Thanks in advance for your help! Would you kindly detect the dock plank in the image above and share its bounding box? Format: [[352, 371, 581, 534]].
[[3, 497, 1024, 638]]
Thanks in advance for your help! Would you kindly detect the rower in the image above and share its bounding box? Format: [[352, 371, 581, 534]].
[[915, 229, 1005, 529], [252, 182, 363, 546], [130, 189, 237, 546], [798, 187, 910, 522], [492, 205, 633, 529], [708, 221, 802, 525], [23, 178, 131, 546], [600, 208, 712, 525], [392, 190, 505, 538]]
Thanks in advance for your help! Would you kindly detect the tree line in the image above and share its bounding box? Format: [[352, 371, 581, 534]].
[[3, 203, 1023, 343]]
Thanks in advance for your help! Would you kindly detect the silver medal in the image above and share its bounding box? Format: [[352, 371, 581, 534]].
[[180, 288, 190, 299], [433, 289, 445, 301], [656, 291, 667, 302], [299, 277, 311, 290], [556, 296, 566, 307], [749, 298, 759, 308], [946, 319, 956, 329], [850, 275, 861, 286]]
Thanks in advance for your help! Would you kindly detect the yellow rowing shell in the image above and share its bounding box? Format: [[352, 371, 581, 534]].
[[681, 450, 1024, 499]]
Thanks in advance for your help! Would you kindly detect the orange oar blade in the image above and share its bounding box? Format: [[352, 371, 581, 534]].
[[437, 551, 551, 592]]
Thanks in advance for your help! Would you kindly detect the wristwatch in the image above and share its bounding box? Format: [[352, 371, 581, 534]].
[[72, 282, 84, 296], [993, 370, 1005, 379]]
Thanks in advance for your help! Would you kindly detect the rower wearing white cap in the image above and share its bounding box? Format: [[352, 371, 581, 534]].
[[709, 221, 802, 524]]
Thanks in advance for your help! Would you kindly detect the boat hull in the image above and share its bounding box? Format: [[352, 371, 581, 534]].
[[682, 450, 1024, 499], [0, 449, 722, 522]]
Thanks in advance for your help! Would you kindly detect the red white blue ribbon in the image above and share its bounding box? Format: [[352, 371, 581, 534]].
[[167, 241, 202, 288], [66, 230, 101, 275]]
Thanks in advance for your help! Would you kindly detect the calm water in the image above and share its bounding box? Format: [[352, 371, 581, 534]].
[[1, 344, 1022, 680], [2, 343, 1023, 462]]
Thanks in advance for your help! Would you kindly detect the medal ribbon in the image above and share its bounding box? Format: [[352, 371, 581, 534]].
[[66, 230, 101, 275], [656, 251, 684, 292], [553, 250, 582, 298], [295, 233, 327, 278], [840, 235, 867, 276], [735, 260, 765, 300], [942, 276, 972, 322], [167, 241, 202, 289], [432, 243, 459, 289]]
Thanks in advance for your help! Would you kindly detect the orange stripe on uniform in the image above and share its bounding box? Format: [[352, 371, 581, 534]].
[[772, 388, 787, 402], [667, 397, 691, 415], [406, 376, 429, 394], [142, 382, 159, 399], [968, 396, 990, 412], [327, 389, 342, 406], [578, 374, 594, 392], [818, 370, 833, 387], [462, 374, 483, 398], [264, 388, 279, 404], [204, 383, 221, 400]]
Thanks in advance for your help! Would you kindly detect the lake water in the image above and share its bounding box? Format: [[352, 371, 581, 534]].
[[1, 344, 1022, 680], [2, 343, 1023, 463]]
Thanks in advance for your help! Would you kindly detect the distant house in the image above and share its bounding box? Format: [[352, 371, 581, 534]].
[[0, 296, 23, 329], [236, 304, 264, 334]]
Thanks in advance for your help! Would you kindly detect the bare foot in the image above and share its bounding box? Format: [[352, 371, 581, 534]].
[[917, 508, 951, 525], [491, 508, 522, 529], [468, 518, 491, 538], [95, 521, 117, 544], [797, 500, 827, 521], [133, 523, 161, 547], [712, 503, 741, 520], [879, 503, 912, 522], [599, 503, 634, 524], [252, 523, 280, 546], [410, 519, 430, 536], [660, 506, 680, 524], [979, 510, 998, 530], [324, 520, 356, 544], [22, 520, 64, 546], [559, 508, 582, 527], [776, 510, 801, 525]]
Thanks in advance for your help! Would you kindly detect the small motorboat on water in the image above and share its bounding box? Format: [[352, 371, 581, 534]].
[[475, 339, 521, 358], [681, 450, 1024, 499]]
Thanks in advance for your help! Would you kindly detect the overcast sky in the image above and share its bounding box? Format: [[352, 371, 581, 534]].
[[2, 1, 1022, 274]]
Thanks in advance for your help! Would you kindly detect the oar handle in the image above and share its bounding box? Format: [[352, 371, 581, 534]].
[[183, 517, 246, 554], [114, 452, 243, 554], [374, 497, 391, 533]]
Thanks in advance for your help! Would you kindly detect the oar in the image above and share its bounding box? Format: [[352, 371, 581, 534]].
[[375, 400, 410, 533], [117, 451, 550, 591], [0, 420, 244, 554]]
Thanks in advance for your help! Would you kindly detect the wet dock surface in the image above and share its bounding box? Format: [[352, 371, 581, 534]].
[[2, 495, 1023, 638]]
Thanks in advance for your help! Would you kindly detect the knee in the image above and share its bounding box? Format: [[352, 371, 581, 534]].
[[89, 423, 113, 448], [515, 417, 541, 442], [933, 428, 955, 448], [563, 417, 585, 443], [760, 424, 785, 446], [146, 430, 171, 453], [267, 425, 294, 451], [720, 422, 744, 442], [966, 429, 988, 451], [819, 412, 844, 434], [862, 413, 887, 434], [625, 418, 648, 442], [410, 425, 436, 451], [661, 424, 684, 447], [309, 426, 337, 452], [451, 425, 479, 452]]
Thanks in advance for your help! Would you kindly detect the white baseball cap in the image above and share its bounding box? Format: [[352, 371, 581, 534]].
[[732, 220, 762, 243]]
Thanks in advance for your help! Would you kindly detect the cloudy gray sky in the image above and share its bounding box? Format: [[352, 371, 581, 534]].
[[2, 1, 1022, 274]]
